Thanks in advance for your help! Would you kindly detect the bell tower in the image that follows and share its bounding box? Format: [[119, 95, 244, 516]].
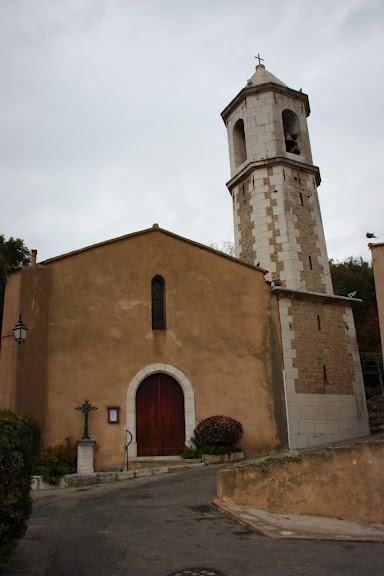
[[222, 63, 333, 294], [222, 62, 370, 450]]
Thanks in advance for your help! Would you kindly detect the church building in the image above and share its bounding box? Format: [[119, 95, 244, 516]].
[[0, 64, 370, 471]]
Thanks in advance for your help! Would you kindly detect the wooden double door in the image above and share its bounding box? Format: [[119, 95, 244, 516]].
[[136, 373, 185, 457]]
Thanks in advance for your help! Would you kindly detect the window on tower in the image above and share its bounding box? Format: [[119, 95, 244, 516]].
[[152, 275, 166, 330], [233, 119, 247, 168], [282, 109, 301, 155]]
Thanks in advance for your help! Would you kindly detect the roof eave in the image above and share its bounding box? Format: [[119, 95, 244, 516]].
[[221, 83, 310, 123]]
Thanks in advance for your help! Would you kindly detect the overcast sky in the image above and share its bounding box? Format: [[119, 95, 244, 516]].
[[1, 0, 383, 263]]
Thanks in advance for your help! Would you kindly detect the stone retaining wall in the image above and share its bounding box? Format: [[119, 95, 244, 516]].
[[216, 440, 383, 524]]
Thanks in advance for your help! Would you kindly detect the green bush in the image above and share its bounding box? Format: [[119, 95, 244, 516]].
[[194, 415, 244, 447], [181, 439, 241, 459], [0, 409, 41, 574], [33, 437, 77, 484]]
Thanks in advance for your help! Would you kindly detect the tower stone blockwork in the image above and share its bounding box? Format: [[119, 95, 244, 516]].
[[222, 65, 370, 449]]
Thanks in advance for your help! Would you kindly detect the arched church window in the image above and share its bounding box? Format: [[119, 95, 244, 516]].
[[282, 109, 301, 155], [152, 275, 166, 330], [233, 119, 247, 168]]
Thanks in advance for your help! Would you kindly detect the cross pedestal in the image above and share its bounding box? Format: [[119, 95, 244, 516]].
[[76, 439, 96, 474]]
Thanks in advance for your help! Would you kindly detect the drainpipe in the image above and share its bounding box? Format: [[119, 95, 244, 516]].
[[282, 369, 291, 450]]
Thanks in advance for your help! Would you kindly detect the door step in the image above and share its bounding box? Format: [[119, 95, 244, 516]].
[[103, 458, 201, 472]]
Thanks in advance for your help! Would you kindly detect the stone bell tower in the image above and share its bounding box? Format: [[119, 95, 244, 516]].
[[221, 63, 333, 294], [222, 62, 370, 450]]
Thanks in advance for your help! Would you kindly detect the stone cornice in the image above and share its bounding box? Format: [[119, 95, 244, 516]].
[[221, 83, 310, 122], [226, 157, 321, 192], [271, 286, 362, 306]]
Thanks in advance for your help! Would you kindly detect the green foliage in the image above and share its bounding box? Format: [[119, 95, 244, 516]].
[[329, 257, 381, 352], [0, 409, 41, 574], [194, 415, 244, 447], [0, 236, 31, 269], [33, 437, 77, 485], [32, 463, 76, 485], [0, 235, 31, 334], [230, 450, 303, 471], [181, 439, 241, 459], [181, 444, 200, 459]]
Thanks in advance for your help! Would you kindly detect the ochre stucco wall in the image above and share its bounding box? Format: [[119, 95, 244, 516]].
[[1, 229, 288, 470], [0, 270, 21, 410], [216, 440, 384, 524]]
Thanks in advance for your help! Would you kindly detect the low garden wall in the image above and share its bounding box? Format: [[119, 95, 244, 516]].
[[216, 440, 384, 524]]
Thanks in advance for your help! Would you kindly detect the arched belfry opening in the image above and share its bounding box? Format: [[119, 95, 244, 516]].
[[233, 119, 247, 168], [282, 109, 301, 155]]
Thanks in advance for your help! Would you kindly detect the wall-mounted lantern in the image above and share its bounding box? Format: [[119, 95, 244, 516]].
[[13, 315, 28, 344]]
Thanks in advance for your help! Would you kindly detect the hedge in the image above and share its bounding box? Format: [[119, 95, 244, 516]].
[[0, 409, 41, 574]]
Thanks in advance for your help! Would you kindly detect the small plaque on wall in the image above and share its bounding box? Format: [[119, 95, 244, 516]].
[[107, 407, 120, 423]]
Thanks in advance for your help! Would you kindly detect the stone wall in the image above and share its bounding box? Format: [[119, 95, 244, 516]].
[[277, 292, 370, 449], [234, 176, 255, 264], [232, 163, 332, 294], [216, 439, 384, 524]]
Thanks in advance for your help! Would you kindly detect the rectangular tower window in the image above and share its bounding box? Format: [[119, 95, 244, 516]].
[[309, 256, 313, 270], [323, 365, 328, 382], [317, 315, 321, 330]]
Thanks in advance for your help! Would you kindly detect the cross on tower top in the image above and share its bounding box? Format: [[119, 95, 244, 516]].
[[255, 53, 264, 65]]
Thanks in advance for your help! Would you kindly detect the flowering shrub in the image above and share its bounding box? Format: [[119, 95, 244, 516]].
[[194, 415, 244, 447]]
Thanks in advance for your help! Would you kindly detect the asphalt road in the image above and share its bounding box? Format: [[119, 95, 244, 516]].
[[7, 465, 384, 576]]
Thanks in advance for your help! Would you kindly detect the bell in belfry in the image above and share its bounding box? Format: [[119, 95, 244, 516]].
[[285, 132, 300, 154]]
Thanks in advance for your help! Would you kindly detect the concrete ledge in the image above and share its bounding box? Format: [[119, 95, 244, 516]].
[[123, 458, 201, 470], [31, 476, 67, 490], [135, 469, 153, 478], [203, 454, 229, 464], [31, 462, 205, 490], [213, 499, 384, 542], [203, 453, 244, 465], [168, 463, 205, 473], [229, 452, 244, 462]]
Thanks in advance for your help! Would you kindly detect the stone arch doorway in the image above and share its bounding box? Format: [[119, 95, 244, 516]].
[[135, 373, 185, 456], [126, 363, 195, 459]]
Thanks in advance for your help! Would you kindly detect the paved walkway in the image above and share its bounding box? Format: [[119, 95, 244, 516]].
[[7, 464, 384, 576], [31, 459, 384, 543], [214, 499, 384, 541]]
